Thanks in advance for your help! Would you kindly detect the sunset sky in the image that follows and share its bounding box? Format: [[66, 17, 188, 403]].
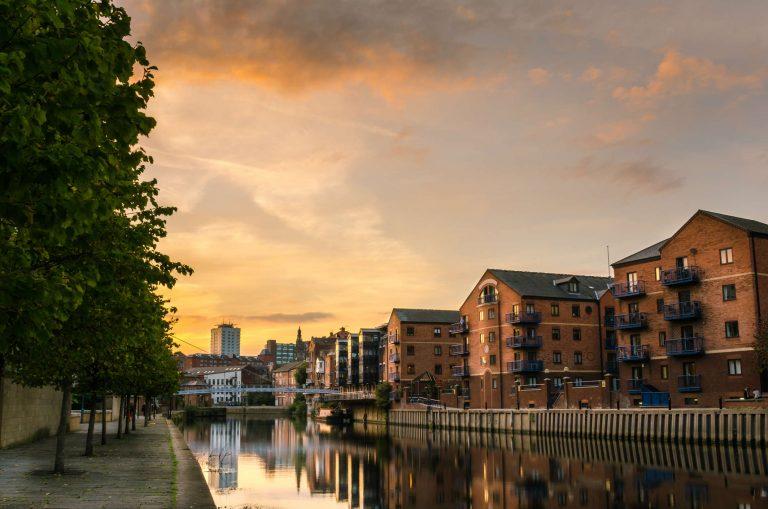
[[120, 1, 768, 355]]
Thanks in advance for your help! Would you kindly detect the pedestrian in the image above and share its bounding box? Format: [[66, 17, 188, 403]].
[[744, 386, 751, 399]]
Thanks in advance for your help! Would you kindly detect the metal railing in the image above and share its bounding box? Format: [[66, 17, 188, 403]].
[[449, 344, 469, 356], [678, 374, 702, 392], [388, 332, 400, 344], [666, 335, 704, 356], [627, 378, 646, 393], [506, 335, 543, 348], [617, 344, 650, 362], [611, 281, 646, 298], [505, 311, 542, 324], [664, 301, 702, 321], [507, 360, 544, 373], [615, 312, 648, 329], [449, 321, 469, 335], [389, 353, 400, 363], [451, 365, 469, 377], [388, 372, 400, 382], [662, 266, 702, 286], [477, 294, 498, 305]]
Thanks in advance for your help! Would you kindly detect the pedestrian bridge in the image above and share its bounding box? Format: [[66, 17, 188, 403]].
[[176, 386, 342, 396]]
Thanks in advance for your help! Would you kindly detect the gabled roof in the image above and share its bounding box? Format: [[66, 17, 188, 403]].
[[273, 360, 306, 373], [184, 365, 253, 376], [700, 210, 768, 236], [392, 308, 461, 324], [488, 269, 612, 301], [612, 238, 668, 267]]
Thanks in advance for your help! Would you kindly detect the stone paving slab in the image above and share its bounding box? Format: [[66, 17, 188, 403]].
[[0, 418, 201, 508]]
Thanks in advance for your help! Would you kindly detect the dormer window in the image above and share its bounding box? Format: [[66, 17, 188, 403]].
[[568, 281, 579, 293], [479, 285, 498, 304]]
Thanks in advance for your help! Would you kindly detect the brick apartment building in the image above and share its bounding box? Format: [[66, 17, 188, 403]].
[[273, 360, 306, 406], [457, 269, 612, 409], [383, 309, 462, 394], [359, 326, 386, 387], [611, 210, 768, 407]]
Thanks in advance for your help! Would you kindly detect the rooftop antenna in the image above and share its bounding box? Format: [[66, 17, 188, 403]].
[[606, 245, 612, 278]]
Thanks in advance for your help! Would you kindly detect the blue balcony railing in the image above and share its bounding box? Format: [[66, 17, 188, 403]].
[[665, 336, 704, 356], [389, 353, 400, 363], [615, 313, 648, 330], [661, 266, 702, 286], [506, 335, 543, 349], [611, 281, 646, 298], [507, 360, 544, 373], [449, 321, 469, 335], [617, 345, 650, 362], [449, 344, 469, 356], [477, 294, 498, 305], [664, 301, 702, 321], [627, 378, 646, 394], [388, 372, 400, 382], [678, 374, 702, 393], [506, 311, 542, 324], [388, 332, 399, 344], [452, 365, 469, 377]]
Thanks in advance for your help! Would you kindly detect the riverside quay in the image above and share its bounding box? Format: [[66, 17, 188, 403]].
[[440, 210, 768, 410]]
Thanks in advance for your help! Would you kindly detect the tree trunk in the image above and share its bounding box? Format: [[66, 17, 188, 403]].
[[116, 395, 124, 438], [124, 394, 130, 435], [84, 391, 97, 456], [143, 394, 149, 427], [101, 391, 107, 445], [131, 396, 136, 431], [54, 382, 72, 474]]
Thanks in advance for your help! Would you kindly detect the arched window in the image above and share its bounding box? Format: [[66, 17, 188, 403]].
[[479, 285, 498, 304]]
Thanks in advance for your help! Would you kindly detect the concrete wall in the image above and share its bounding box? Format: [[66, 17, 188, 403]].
[[0, 378, 63, 448], [389, 407, 768, 446]]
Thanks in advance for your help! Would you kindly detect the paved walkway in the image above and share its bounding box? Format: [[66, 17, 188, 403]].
[[0, 418, 216, 508]]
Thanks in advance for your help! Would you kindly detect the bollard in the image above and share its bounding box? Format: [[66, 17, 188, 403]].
[[719, 397, 723, 409]]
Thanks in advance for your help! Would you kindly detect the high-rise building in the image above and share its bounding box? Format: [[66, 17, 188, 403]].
[[210, 323, 241, 357], [275, 343, 297, 365]]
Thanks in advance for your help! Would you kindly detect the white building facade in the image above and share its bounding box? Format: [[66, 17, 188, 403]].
[[210, 323, 241, 357]]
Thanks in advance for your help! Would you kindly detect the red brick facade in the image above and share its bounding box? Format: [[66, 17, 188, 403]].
[[611, 211, 768, 407]]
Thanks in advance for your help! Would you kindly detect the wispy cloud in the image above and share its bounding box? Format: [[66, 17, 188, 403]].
[[570, 156, 683, 193], [246, 312, 335, 323]]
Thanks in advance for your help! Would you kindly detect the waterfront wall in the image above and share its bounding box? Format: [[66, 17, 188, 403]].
[[0, 378, 62, 448], [389, 407, 768, 445], [226, 406, 290, 417]]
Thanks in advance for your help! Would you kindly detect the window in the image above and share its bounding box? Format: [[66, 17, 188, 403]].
[[660, 365, 669, 380], [551, 303, 560, 316], [489, 354, 496, 366], [684, 397, 699, 405], [406, 345, 415, 356], [407, 364, 415, 375], [574, 351, 583, 365], [655, 267, 662, 281], [406, 327, 415, 336], [573, 328, 581, 341], [553, 351, 562, 364], [573, 377, 583, 386], [568, 281, 579, 293], [492, 378, 497, 389], [480, 333, 485, 343], [488, 331, 496, 343], [525, 303, 535, 314], [434, 345, 442, 356], [434, 364, 442, 375], [480, 356, 486, 366], [479, 310, 484, 321], [585, 305, 592, 315], [720, 247, 734, 265], [552, 328, 561, 340], [433, 327, 442, 337], [658, 331, 667, 347], [572, 305, 580, 317], [553, 377, 563, 388], [723, 284, 736, 301], [488, 308, 496, 320], [728, 359, 742, 375], [656, 298, 664, 313], [725, 321, 740, 338]]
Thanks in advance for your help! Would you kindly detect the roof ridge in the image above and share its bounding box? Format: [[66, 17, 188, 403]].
[[489, 268, 612, 279]]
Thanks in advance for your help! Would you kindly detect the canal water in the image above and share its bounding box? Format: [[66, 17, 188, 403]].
[[182, 416, 768, 508]]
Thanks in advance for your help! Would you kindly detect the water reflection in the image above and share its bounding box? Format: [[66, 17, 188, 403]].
[[182, 417, 768, 509]]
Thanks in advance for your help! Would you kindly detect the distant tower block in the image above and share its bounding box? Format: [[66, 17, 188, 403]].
[[210, 322, 241, 357]]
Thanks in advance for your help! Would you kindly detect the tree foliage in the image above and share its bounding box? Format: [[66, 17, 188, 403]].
[[0, 0, 191, 472]]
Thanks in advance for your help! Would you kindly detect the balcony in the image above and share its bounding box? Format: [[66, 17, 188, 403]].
[[605, 360, 618, 374], [460, 387, 470, 398], [388, 332, 400, 345], [665, 335, 704, 356], [389, 353, 400, 364], [617, 345, 650, 362], [604, 315, 615, 328], [678, 374, 702, 393], [477, 294, 498, 305], [507, 360, 544, 373], [605, 337, 617, 350], [449, 321, 469, 335], [611, 281, 646, 299], [664, 301, 702, 321], [506, 311, 542, 325], [449, 344, 469, 356], [615, 313, 648, 330], [661, 266, 702, 286], [627, 378, 646, 394], [388, 372, 400, 382], [452, 365, 469, 377], [506, 335, 543, 349]]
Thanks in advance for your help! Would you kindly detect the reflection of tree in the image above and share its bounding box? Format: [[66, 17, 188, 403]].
[[294, 446, 306, 492]]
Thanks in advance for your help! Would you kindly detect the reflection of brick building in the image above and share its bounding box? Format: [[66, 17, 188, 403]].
[[383, 309, 462, 392], [611, 210, 768, 407], [457, 270, 611, 409]]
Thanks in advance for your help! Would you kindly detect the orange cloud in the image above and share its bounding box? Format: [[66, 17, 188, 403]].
[[528, 67, 551, 86], [569, 156, 682, 192], [613, 50, 766, 107]]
